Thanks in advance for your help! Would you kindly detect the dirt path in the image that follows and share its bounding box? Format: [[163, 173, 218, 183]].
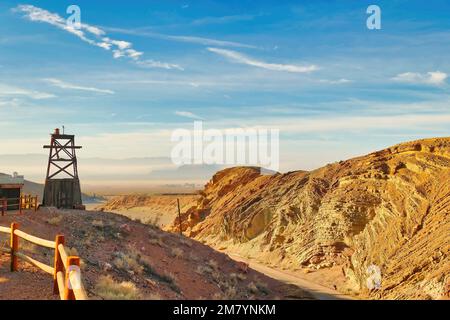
[[226, 252, 355, 300], [0, 256, 57, 300]]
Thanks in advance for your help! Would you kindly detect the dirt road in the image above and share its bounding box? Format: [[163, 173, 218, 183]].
[[226, 252, 355, 300]]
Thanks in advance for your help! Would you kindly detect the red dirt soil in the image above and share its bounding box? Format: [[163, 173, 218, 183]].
[[0, 208, 313, 300]]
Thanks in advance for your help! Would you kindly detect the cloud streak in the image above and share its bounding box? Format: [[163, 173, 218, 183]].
[[102, 26, 257, 49], [44, 78, 115, 94], [192, 14, 256, 26], [175, 111, 204, 120], [14, 5, 181, 70], [0, 83, 55, 100], [207, 47, 318, 73], [392, 71, 448, 86]]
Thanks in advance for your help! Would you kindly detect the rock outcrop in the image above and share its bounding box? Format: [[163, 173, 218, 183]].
[[167, 138, 450, 299]]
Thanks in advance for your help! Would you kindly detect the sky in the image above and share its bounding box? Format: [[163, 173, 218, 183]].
[[1, 0, 450, 181]]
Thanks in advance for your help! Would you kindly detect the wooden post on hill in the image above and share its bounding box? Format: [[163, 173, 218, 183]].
[[177, 198, 182, 236], [10, 222, 19, 271]]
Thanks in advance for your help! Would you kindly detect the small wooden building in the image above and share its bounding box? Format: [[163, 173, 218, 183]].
[[0, 172, 24, 210]]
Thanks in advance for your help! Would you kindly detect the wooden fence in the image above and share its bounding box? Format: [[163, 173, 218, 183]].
[[0, 222, 88, 300], [1, 195, 38, 216]]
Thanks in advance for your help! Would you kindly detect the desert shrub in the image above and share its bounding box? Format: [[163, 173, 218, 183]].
[[141, 260, 179, 293], [47, 215, 63, 226], [179, 237, 193, 248], [207, 259, 218, 270], [149, 237, 165, 248], [247, 279, 269, 295], [113, 251, 143, 274], [170, 247, 184, 258], [92, 220, 104, 228], [95, 275, 141, 300], [230, 272, 246, 282], [147, 293, 162, 300], [247, 282, 258, 294], [189, 252, 199, 262], [143, 214, 162, 228]]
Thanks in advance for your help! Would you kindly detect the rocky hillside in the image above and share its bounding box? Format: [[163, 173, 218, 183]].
[[167, 138, 450, 299], [0, 208, 311, 300]]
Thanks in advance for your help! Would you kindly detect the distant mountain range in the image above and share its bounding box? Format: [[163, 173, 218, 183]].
[[0, 172, 102, 204], [0, 154, 227, 184]]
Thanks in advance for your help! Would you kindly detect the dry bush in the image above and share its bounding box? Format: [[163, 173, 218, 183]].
[[141, 259, 179, 293], [113, 251, 143, 274], [247, 282, 258, 294], [149, 238, 165, 247], [47, 215, 63, 226], [189, 252, 199, 262], [66, 247, 79, 256], [95, 275, 141, 300], [230, 272, 246, 282], [147, 293, 162, 300], [92, 220, 104, 228], [179, 237, 193, 248], [19, 240, 38, 254], [207, 259, 219, 270], [148, 229, 165, 247], [247, 279, 269, 295], [148, 228, 161, 239], [255, 279, 269, 295], [170, 247, 184, 258], [143, 214, 162, 227]]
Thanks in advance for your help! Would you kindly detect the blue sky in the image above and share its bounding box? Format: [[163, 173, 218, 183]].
[[1, 0, 450, 172]]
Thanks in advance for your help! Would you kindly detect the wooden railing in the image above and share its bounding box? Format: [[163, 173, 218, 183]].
[[1, 195, 38, 216], [0, 223, 88, 300]]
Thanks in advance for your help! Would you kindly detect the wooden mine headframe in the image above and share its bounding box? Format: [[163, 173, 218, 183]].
[[42, 128, 83, 209]]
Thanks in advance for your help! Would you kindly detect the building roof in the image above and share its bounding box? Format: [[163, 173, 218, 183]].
[[0, 173, 25, 185]]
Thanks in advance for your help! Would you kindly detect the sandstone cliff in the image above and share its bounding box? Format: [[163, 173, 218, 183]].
[[167, 138, 450, 299]]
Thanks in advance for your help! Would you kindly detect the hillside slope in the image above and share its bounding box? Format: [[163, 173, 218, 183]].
[[0, 208, 312, 300], [167, 138, 450, 299]]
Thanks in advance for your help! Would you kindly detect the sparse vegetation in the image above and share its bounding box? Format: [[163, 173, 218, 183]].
[[149, 237, 165, 247], [95, 275, 141, 300], [170, 247, 183, 258], [91, 220, 104, 228], [141, 259, 179, 293], [247, 279, 269, 295], [142, 213, 162, 227], [230, 272, 246, 282], [188, 252, 199, 262], [113, 251, 144, 274], [46, 215, 63, 226]]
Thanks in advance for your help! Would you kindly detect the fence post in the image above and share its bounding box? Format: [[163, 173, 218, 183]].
[[19, 196, 22, 215], [10, 222, 19, 272], [64, 256, 80, 300], [34, 196, 38, 212], [53, 235, 65, 295]]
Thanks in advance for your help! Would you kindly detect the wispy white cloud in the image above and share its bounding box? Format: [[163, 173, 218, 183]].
[[102, 26, 257, 49], [14, 5, 180, 70], [135, 60, 184, 71], [175, 110, 204, 120], [0, 83, 56, 99], [43, 78, 115, 94], [392, 71, 448, 86], [318, 78, 352, 84], [192, 14, 256, 26], [207, 47, 318, 73]]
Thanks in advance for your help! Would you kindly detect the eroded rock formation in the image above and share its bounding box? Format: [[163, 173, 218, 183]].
[[167, 138, 450, 299]]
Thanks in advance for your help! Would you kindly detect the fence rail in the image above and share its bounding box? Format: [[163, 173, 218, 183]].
[[1, 195, 38, 216], [0, 222, 88, 300]]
